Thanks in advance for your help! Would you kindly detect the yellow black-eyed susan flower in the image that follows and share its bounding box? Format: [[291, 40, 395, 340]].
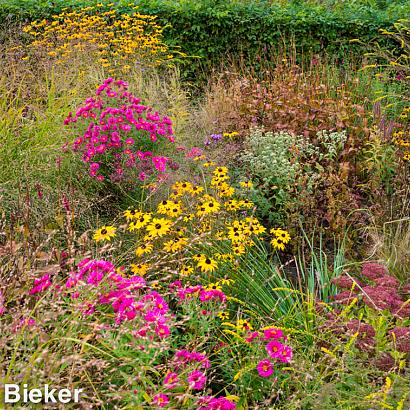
[[197, 257, 218, 273], [93, 225, 116, 242]]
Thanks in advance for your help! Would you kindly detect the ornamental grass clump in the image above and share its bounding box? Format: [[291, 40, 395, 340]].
[[64, 77, 175, 186]]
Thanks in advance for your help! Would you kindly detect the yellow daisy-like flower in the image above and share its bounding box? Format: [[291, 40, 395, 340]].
[[151, 281, 160, 289], [202, 161, 216, 167], [128, 213, 152, 231], [218, 311, 230, 320], [270, 228, 291, 243], [215, 230, 226, 240], [197, 198, 220, 216], [157, 200, 172, 214], [271, 237, 286, 251], [213, 166, 228, 176], [206, 282, 222, 291], [183, 213, 195, 222], [223, 131, 239, 138], [215, 253, 235, 262], [190, 185, 204, 196], [163, 237, 188, 253], [146, 218, 173, 238], [199, 221, 212, 233], [172, 181, 193, 194], [239, 199, 254, 209], [93, 225, 116, 242], [219, 278, 234, 286], [131, 263, 149, 276], [165, 203, 183, 218], [403, 153, 410, 161], [123, 209, 142, 221], [135, 243, 153, 257], [224, 199, 240, 211], [239, 181, 253, 188], [232, 243, 246, 255], [218, 184, 235, 197], [197, 257, 218, 273], [193, 253, 206, 262], [179, 265, 193, 276], [227, 227, 245, 243], [236, 319, 252, 332]]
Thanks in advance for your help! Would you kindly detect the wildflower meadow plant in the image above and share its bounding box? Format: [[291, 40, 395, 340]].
[[64, 77, 175, 186], [22, 5, 174, 74]]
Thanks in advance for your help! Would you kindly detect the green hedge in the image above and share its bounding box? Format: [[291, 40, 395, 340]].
[[1, 0, 409, 80]]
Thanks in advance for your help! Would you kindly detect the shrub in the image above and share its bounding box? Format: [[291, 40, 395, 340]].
[[240, 127, 357, 235]]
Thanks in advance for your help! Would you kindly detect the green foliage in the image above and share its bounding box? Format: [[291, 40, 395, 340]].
[[240, 127, 349, 227], [1, 0, 410, 81]]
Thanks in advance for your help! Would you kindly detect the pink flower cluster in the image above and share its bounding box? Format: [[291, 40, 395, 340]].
[[152, 350, 236, 409], [197, 396, 237, 410], [243, 327, 293, 378], [28, 258, 173, 338], [64, 259, 173, 335], [332, 262, 410, 318], [64, 78, 174, 184], [171, 282, 227, 304], [29, 273, 52, 295]]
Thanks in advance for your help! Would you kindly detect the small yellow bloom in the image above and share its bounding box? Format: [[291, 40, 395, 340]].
[[197, 257, 218, 273], [135, 243, 153, 257], [93, 225, 116, 242], [131, 263, 149, 276]]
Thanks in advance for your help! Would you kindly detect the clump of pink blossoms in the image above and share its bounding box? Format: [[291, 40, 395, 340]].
[[64, 78, 175, 185]]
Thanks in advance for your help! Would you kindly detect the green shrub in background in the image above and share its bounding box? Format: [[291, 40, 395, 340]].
[[1, 0, 410, 82]]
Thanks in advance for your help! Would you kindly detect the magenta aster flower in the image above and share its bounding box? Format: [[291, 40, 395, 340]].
[[153, 393, 169, 407], [278, 345, 293, 363], [245, 331, 259, 343], [257, 359, 274, 377], [264, 327, 284, 340], [266, 340, 284, 359], [29, 274, 52, 295], [188, 369, 207, 390], [163, 372, 179, 389], [155, 324, 171, 339]]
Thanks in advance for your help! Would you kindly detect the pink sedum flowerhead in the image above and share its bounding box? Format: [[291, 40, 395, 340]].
[[257, 359, 274, 377]]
